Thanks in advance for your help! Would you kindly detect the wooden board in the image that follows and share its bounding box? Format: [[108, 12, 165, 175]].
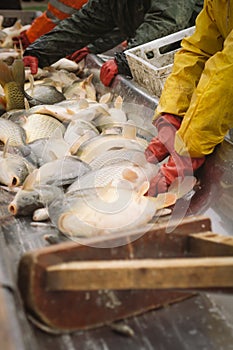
[[18, 216, 211, 331], [46, 257, 233, 291]]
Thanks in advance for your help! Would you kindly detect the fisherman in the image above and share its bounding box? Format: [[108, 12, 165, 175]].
[[14, 0, 88, 49], [145, 0, 233, 196], [22, 0, 203, 86]]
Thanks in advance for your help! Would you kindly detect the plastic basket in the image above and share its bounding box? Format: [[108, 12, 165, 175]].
[[125, 27, 195, 97]]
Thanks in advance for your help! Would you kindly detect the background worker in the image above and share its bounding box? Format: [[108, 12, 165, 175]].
[[145, 0, 233, 196], [23, 0, 203, 85], [14, 0, 88, 49]]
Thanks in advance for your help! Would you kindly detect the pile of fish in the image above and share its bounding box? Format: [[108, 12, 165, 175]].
[[0, 26, 196, 238]]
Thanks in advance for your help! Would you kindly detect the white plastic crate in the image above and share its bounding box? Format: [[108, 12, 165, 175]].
[[125, 27, 195, 97]]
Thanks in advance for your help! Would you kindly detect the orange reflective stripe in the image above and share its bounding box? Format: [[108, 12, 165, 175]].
[[25, 0, 88, 43], [26, 12, 56, 43], [47, 0, 87, 21], [47, 3, 70, 20]]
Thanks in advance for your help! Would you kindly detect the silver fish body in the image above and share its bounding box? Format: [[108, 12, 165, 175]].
[[49, 185, 174, 238], [22, 113, 66, 143], [25, 84, 65, 106], [32, 156, 91, 187], [8, 185, 63, 216]]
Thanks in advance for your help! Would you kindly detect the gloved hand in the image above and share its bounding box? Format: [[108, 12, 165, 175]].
[[145, 114, 182, 163], [13, 30, 31, 49], [100, 59, 118, 86], [23, 56, 38, 75], [66, 47, 90, 63], [148, 153, 205, 196]]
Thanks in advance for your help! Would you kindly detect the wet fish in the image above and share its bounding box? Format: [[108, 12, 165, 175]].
[[24, 155, 91, 188], [0, 118, 26, 146], [33, 207, 49, 222], [0, 108, 29, 124], [51, 58, 81, 72], [64, 119, 99, 154], [28, 104, 77, 123], [0, 150, 35, 187], [21, 113, 66, 143], [0, 49, 19, 64], [63, 73, 96, 101], [94, 96, 127, 129], [89, 149, 151, 169], [67, 152, 158, 194], [0, 59, 25, 111], [0, 20, 30, 48], [49, 183, 176, 237], [67, 160, 158, 194], [77, 130, 148, 163], [8, 180, 63, 216], [167, 176, 197, 199], [28, 134, 70, 167], [25, 83, 66, 106]]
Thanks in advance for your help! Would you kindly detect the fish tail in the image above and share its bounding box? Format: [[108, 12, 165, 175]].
[[11, 59, 25, 89], [0, 60, 13, 87]]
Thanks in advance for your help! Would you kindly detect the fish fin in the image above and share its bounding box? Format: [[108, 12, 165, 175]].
[[150, 192, 177, 210], [84, 73, 94, 85], [137, 181, 150, 197], [114, 95, 123, 109], [99, 92, 112, 104], [78, 59, 85, 71], [168, 176, 197, 199], [22, 169, 39, 190], [78, 98, 89, 109], [122, 122, 137, 139], [0, 15, 3, 29], [0, 95, 6, 109], [28, 74, 34, 93], [0, 60, 13, 87], [2, 139, 10, 158], [122, 168, 138, 182], [48, 150, 59, 161], [96, 106, 110, 116], [11, 59, 25, 88], [69, 131, 93, 154], [12, 19, 23, 31], [24, 97, 30, 110]]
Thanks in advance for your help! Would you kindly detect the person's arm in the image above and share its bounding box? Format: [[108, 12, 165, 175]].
[[155, 0, 222, 120], [24, 0, 116, 68], [127, 0, 203, 49], [112, 0, 204, 79]]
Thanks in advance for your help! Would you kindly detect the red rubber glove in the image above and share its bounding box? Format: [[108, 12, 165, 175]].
[[23, 56, 38, 75], [148, 153, 205, 196], [100, 59, 118, 86], [66, 47, 90, 63], [13, 30, 31, 49], [145, 114, 182, 163]]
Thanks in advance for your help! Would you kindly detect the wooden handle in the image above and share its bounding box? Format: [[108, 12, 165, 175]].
[[46, 257, 233, 291]]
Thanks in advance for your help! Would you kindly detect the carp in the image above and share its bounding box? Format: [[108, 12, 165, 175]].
[[48, 183, 176, 238], [0, 59, 25, 111]]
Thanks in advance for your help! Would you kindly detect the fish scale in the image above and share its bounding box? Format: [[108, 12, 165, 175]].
[[22, 113, 66, 143], [0, 119, 26, 146], [4, 81, 25, 111]]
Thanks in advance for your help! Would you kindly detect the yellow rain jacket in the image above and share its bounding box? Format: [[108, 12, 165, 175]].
[[154, 0, 233, 158]]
